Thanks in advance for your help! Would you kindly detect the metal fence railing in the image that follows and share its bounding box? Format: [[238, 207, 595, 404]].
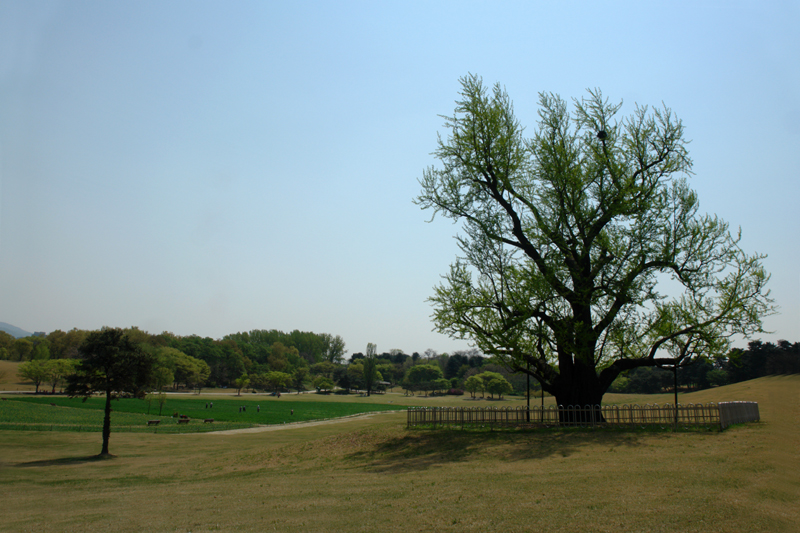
[[407, 402, 760, 430]]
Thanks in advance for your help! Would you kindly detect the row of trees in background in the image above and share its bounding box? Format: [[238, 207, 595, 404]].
[[2, 326, 517, 397], [17, 358, 79, 394], [0, 328, 346, 391], [0, 328, 89, 361], [609, 340, 800, 394], [339, 349, 521, 398], [306, 339, 800, 398], [4, 325, 798, 397]]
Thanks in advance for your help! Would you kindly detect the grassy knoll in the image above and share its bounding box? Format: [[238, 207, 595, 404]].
[[0, 375, 798, 532]]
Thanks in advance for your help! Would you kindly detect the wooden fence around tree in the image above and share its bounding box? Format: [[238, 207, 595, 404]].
[[407, 402, 759, 430]]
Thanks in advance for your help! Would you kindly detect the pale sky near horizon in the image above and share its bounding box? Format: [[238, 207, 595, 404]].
[[1, 1, 798, 356]]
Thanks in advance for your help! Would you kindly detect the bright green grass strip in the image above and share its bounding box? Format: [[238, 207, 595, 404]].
[[6, 396, 405, 425], [0, 399, 255, 433], [1, 398, 153, 426], [0, 421, 254, 434]]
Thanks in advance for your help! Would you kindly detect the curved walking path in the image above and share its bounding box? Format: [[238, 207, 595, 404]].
[[205, 410, 402, 435]]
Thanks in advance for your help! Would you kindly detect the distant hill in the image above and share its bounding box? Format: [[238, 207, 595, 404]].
[[0, 322, 33, 339]]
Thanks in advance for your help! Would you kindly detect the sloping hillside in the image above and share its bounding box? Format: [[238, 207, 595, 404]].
[[0, 322, 32, 338]]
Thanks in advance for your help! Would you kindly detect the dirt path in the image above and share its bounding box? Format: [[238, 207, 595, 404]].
[[204, 410, 401, 435]]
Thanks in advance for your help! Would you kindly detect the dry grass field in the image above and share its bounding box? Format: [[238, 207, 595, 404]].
[[0, 375, 798, 532], [0, 360, 28, 391]]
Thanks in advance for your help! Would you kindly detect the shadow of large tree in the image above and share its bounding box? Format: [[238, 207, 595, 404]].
[[349, 428, 654, 473]]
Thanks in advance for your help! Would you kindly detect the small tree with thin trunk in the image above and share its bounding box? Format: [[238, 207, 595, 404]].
[[363, 343, 378, 396], [18, 360, 51, 394], [66, 328, 154, 457], [292, 367, 309, 392], [156, 391, 168, 415], [145, 392, 155, 414], [47, 358, 78, 393], [464, 375, 483, 398], [234, 374, 250, 396]]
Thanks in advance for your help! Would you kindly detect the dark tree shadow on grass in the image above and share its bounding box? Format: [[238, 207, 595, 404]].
[[13, 454, 116, 467], [350, 428, 669, 473]]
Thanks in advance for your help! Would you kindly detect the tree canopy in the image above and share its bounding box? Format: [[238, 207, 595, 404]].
[[403, 364, 444, 396], [416, 75, 775, 408]]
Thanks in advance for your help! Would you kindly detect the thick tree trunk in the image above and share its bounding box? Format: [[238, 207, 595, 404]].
[[101, 389, 112, 456], [552, 381, 605, 407], [551, 360, 606, 424]]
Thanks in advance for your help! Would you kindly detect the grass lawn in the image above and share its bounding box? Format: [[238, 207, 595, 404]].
[[0, 375, 798, 532], [0, 395, 406, 434], [0, 360, 29, 391]]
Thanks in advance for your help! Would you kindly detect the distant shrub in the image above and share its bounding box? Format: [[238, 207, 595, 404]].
[[447, 388, 464, 396]]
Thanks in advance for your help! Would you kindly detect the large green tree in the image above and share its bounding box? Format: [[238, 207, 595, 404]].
[[312, 375, 335, 392], [416, 75, 774, 411], [265, 371, 292, 394], [322, 333, 347, 364], [160, 348, 210, 391], [66, 328, 155, 456], [404, 364, 444, 396]]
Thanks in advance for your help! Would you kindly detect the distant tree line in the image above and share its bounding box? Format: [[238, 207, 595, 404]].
[[0, 327, 540, 397], [9, 326, 792, 398], [0, 328, 496, 396], [1, 327, 347, 392], [340, 348, 526, 399], [608, 340, 800, 394], [0, 328, 89, 362]]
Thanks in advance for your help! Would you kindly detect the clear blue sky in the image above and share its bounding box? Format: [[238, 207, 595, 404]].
[[1, 1, 797, 355]]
